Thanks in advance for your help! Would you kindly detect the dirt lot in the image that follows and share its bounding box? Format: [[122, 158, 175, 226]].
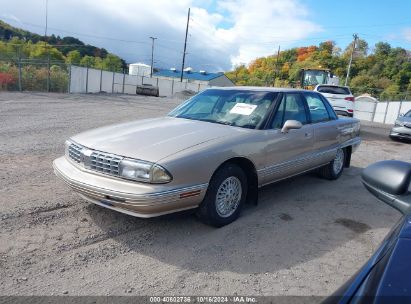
[[1, 92, 410, 297]]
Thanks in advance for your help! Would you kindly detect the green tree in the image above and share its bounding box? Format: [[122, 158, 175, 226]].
[[28, 42, 65, 61], [65, 50, 81, 65], [80, 55, 95, 67], [344, 38, 368, 58], [101, 54, 122, 72], [380, 84, 400, 100]]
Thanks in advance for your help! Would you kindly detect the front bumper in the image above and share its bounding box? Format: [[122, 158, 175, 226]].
[[53, 156, 208, 217], [390, 126, 411, 140]]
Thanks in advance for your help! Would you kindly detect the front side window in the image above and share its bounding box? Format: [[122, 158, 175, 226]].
[[271, 93, 308, 129], [305, 93, 331, 123], [168, 89, 279, 129]]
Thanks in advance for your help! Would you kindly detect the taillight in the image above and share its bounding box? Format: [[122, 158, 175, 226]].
[[345, 96, 355, 102]]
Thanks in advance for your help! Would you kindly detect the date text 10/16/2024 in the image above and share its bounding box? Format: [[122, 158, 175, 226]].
[[149, 296, 257, 303]]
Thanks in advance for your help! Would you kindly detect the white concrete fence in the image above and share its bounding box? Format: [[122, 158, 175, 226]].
[[354, 96, 411, 124], [69, 65, 210, 97], [69, 65, 410, 125]]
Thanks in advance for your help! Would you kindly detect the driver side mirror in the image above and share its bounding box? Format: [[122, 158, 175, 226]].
[[281, 120, 303, 133], [362, 160, 411, 214], [399, 113, 404, 117]]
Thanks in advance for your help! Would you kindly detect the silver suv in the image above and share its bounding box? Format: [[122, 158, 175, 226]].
[[314, 85, 355, 117]]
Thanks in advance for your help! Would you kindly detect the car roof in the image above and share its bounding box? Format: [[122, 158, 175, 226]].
[[206, 86, 316, 93]]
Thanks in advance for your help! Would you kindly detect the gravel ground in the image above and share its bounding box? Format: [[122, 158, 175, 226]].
[[1, 92, 410, 297]]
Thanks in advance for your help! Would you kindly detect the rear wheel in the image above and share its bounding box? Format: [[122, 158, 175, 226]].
[[197, 163, 247, 227], [318, 148, 345, 180]]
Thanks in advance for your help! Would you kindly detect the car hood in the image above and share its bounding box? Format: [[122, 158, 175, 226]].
[[71, 117, 239, 163]]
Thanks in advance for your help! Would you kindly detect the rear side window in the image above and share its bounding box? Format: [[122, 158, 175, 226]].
[[317, 85, 351, 95], [271, 93, 308, 129], [304, 93, 331, 123]]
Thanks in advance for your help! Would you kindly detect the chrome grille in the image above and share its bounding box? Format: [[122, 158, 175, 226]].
[[67, 142, 123, 177], [68, 142, 83, 163], [90, 151, 122, 176]]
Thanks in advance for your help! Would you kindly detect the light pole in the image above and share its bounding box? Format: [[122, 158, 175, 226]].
[[149, 36, 157, 78]]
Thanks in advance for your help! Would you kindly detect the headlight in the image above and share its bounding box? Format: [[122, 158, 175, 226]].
[[395, 120, 404, 127], [119, 159, 172, 183]]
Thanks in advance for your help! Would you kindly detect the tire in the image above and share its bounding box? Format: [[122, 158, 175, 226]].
[[318, 148, 345, 180], [197, 163, 247, 227]]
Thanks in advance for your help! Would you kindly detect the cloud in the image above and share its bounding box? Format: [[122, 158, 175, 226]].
[[1, 0, 321, 71], [403, 28, 411, 42]]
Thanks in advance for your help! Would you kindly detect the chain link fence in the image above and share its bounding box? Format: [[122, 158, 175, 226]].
[[0, 58, 69, 92]]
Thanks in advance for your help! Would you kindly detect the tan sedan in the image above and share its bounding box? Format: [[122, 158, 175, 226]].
[[53, 87, 361, 227]]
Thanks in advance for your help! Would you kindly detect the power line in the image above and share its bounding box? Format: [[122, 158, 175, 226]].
[[0, 16, 151, 45], [239, 21, 411, 30]]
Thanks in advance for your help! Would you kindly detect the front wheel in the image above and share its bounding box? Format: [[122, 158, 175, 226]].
[[197, 163, 247, 227], [318, 148, 345, 180]]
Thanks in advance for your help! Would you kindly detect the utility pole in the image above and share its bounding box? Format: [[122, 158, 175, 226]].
[[149, 36, 157, 78], [273, 45, 281, 86], [44, 0, 50, 92], [180, 8, 190, 82], [17, 46, 22, 91], [345, 33, 358, 86]]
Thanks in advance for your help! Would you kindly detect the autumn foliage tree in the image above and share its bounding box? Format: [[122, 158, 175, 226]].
[[226, 40, 411, 100]]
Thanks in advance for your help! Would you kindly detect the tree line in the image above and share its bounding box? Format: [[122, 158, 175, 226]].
[[0, 19, 125, 68], [225, 40, 411, 100], [0, 20, 127, 91], [0, 38, 125, 92], [0, 37, 124, 71]]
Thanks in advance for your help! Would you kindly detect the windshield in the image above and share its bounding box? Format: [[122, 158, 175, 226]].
[[303, 70, 328, 86], [168, 89, 279, 129], [405, 110, 411, 118], [317, 85, 351, 95]]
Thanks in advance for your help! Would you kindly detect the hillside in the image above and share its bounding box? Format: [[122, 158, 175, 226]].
[[0, 19, 120, 61]]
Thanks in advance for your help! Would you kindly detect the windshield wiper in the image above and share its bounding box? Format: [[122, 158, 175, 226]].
[[214, 120, 235, 126], [178, 117, 236, 126]]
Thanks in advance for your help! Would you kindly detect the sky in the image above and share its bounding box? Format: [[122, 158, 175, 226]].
[[1, 0, 411, 72]]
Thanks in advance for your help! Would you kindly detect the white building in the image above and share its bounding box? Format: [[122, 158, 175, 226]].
[[153, 67, 234, 87], [129, 63, 151, 77]]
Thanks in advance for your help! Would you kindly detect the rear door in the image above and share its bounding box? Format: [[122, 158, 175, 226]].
[[259, 92, 314, 184], [303, 92, 340, 167]]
